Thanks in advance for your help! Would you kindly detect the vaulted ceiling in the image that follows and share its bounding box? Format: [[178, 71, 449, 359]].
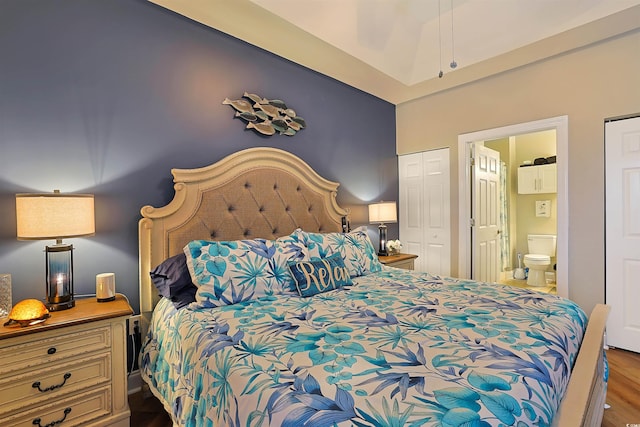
[[149, 0, 640, 104]]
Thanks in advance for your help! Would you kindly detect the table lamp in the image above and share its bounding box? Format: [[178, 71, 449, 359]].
[[16, 190, 95, 311], [368, 201, 397, 256]]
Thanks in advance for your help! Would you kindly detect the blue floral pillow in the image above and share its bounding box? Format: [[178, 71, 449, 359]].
[[184, 235, 307, 308], [288, 253, 353, 297], [294, 226, 382, 277]]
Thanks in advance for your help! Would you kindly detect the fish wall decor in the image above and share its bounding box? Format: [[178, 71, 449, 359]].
[[223, 93, 306, 137]]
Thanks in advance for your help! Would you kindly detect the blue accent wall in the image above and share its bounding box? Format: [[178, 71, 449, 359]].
[[0, 0, 397, 312]]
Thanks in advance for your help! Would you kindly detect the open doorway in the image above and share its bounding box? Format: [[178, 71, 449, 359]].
[[485, 131, 558, 294], [457, 116, 569, 298]]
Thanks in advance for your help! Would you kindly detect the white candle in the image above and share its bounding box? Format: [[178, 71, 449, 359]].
[[56, 274, 64, 297]]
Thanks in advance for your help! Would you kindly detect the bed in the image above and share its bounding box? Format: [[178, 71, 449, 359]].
[[138, 147, 609, 427]]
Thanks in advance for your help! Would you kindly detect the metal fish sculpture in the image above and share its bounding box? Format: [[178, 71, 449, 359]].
[[246, 121, 276, 136], [235, 111, 258, 122], [285, 119, 301, 131], [224, 93, 306, 137], [222, 98, 254, 114], [268, 99, 287, 110], [243, 92, 267, 104], [254, 110, 269, 121], [254, 102, 280, 118], [291, 116, 307, 128], [271, 119, 289, 134]]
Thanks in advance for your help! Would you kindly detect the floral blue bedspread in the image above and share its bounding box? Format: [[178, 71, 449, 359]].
[[141, 268, 587, 427]]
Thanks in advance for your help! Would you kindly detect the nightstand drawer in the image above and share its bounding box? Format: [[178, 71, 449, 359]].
[[2, 384, 111, 427], [0, 326, 110, 376], [0, 352, 110, 416], [378, 253, 418, 270], [386, 258, 415, 269]]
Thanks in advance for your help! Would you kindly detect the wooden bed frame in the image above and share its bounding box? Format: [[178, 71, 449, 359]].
[[138, 147, 609, 427]]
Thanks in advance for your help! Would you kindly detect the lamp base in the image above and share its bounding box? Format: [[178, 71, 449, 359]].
[[45, 243, 75, 312], [377, 223, 388, 256], [47, 299, 75, 311]]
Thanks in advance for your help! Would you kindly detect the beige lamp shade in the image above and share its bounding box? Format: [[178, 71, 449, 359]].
[[368, 201, 397, 224], [16, 192, 95, 240]]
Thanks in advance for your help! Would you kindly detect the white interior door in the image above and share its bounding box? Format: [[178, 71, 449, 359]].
[[472, 143, 501, 282], [399, 149, 450, 275], [423, 149, 450, 275], [606, 116, 640, 353]]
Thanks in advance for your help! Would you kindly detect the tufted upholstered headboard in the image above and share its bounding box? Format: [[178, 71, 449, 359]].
[[138, 147, 347, 318]]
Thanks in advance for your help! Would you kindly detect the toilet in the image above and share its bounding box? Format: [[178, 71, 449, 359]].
[[523, 234, 556, 287]]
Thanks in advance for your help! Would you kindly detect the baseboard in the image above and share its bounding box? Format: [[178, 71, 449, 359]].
[[127, 369, 142, 395]]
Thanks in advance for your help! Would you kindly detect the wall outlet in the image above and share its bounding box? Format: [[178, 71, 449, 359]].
[[128, 315, 141, 336]]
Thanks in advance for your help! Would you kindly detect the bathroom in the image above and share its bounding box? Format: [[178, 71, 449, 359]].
[[485, 129, 558, 293]]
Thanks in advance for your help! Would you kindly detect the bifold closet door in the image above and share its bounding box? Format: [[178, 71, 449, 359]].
[[398, 149, 450, 276]]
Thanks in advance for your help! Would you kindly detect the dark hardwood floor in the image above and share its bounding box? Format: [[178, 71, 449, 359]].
[[129, 389, 172, 427], [602, 347, 640, 427], [129, 348, 640, 426]]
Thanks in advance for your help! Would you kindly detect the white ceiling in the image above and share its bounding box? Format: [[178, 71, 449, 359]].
[[149, 0, 640, 103], [250, 0, 640, 85]]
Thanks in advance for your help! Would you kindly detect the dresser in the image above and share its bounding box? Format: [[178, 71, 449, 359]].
[[378, 253, 418, 270], [0, 294, 133, 427]]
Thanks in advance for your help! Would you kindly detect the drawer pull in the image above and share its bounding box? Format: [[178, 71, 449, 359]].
[[32, 373, 71, 393], [32, 407, 71, 427], [47, 347, 57, 355]]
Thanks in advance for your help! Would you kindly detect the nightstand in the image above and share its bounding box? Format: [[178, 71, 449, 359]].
[[0, 294, 133, 427], [378, 253, 418, 270]]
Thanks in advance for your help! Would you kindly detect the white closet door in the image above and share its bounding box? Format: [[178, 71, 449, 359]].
[[606, 116, 640, 353], [399, 149, 450, 276], [399, 153, 425, 269]]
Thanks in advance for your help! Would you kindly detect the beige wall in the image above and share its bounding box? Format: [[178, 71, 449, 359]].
[[396, 30, 640, 313]]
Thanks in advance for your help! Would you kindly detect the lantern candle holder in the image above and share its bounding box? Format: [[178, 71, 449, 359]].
[[46, 244, 74, 310]]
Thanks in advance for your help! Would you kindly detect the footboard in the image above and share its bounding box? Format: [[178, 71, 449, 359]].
[[553, 304, 610, 427]]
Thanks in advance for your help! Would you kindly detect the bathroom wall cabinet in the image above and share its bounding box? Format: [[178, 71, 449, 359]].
[[517, 163, 557, 194]]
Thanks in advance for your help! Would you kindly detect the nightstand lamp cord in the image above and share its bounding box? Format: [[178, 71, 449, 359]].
[[128, 332, 136, 376]]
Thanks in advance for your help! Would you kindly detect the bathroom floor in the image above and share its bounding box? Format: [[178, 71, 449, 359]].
[[497, 273, 557, 294]]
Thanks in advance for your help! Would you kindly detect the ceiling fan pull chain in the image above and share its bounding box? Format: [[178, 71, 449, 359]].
[[438, 0, 444, 78], [450, 0, 458, 69]]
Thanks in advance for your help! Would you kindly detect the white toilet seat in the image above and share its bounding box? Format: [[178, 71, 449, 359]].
[[524, 254, 550, 266]]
